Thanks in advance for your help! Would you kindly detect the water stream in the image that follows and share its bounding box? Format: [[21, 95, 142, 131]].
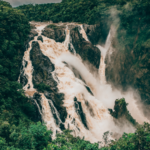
[[19, 22, 149, 143]]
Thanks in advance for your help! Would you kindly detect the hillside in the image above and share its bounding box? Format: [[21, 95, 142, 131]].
[[0, 0, 150, 149]]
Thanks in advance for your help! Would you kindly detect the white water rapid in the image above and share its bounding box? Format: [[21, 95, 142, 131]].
[[19, 22, 149, 143]]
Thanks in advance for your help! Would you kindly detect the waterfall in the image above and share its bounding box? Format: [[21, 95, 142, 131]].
[[31, 22, 114, 142], [19, 22, 149, 143], [96, 30, 149, 124], [96, 30, 112, 84], [20, 22, 60, 138], [64, 25, 76, 55], [79, 24, 89, 41]]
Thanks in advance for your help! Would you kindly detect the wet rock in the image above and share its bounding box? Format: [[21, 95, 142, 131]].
[[48, 99, 66, 130], [30, 24, 36, 29], [24, 60, 28, 68], [25, 29, 38, 49], [85, 101, 95, 117], [27, 84, 30, 89], [108, 98, 138, 126], [31, 93, 43, 122], [20, 72, 28, 87], [68, 24, 78, 30], [85, 86, 93, 96], [44, 91, 67, 123], [28, 29, 38, 42], [33, 93, 43, 111], [30, 41, 57, 88], [83, 24, 101, 45], [70, 27, 101, 70], [37, 36, 43, 42], [19, 60, 28, 87], [42, 24, 66, 42], [30, 41, 67, 124], [74, 97, 89, 130]]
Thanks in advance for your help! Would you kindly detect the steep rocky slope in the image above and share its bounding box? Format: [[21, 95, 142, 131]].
[[105, 31, 150, 108], [42, 23, 101, 73]]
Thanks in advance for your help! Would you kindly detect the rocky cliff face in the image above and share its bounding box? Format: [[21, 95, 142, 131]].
[[83, 24, 105, 45], [42, 23, 101, 73], [109, 98, 138, 126], [70, 27, 100, 70], [18, 22, 147, 142], [30, 41, 67, 126], [30, 41, 56, 88], [42, 25, 66, 42], [20, 29, 38, 87], [105, 32, 150, 107]]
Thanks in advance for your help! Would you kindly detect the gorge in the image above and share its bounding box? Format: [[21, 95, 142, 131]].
[[19, 22, 149, 143], [1, 0, 150, 149]]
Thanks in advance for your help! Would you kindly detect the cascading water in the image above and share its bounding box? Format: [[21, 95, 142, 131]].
[[79, 24, 89, 41], [96, 31, 111, 84], [19, 22, 149, 143], [95, 29, 149, 124], [35, 23, 114, 142], [19, 22, 60, 138]]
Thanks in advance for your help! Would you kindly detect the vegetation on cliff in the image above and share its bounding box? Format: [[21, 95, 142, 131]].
[[0, 1, 43, 148], [109, 98, 138, 126], [106, 0, 150, 106], [0, 0, 150, 149]]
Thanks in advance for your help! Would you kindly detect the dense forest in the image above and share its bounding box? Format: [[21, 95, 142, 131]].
[[0, 0, 150, 149]]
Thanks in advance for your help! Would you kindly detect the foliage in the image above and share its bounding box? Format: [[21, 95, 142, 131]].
[[0, 121, 51, 150], [0, 1, 42, 148], [35, 83, 52, 93], [102, 123, 150, 150], [0, 0, 38, 124], [0, 0, 150, 150], [10, 122, 52, 150], [44, 130, 99, 150]]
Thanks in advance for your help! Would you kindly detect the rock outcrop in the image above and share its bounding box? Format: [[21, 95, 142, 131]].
[[83, 24, 101, 45], [30, 41, 56, 88], [109, 98, 137, 126], [105, 41, 150, 105], [74, 97, 89, 130], [83, 23, 109, 45], [25, 29, 38, 49], [70, 27, 100, 70], [37, 36, 43, 42], [30, 41, 67, 124], [42, 24, 66, 42]]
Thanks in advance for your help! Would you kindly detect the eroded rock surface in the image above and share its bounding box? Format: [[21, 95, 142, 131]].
[[30, 41, 56, 87], [42, 24, 66, 42], [108, 98, 137, 126], [30, 41, 67, 124], [74, 97, 89, 130], [70, 27, 101, 70], [25, 29, 38, 49], [83, 24, 101, 45], [37, 36, 43, 42]]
